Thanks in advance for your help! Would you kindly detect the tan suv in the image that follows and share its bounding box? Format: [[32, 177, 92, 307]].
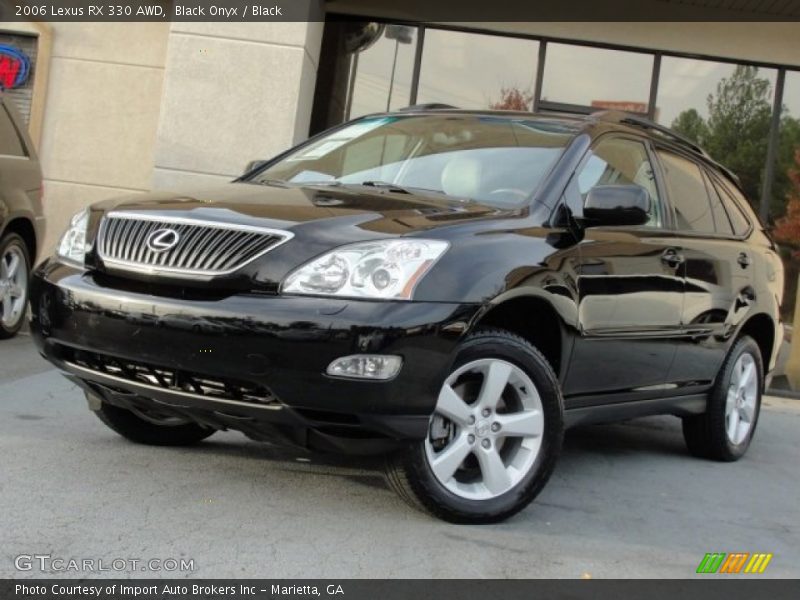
[[0, 94, 43, 338]]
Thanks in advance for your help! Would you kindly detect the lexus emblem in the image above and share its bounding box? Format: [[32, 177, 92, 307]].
[[146, 228, 180, 253]]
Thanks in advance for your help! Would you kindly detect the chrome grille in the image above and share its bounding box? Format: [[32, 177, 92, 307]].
[[97, 212, 292, 278]]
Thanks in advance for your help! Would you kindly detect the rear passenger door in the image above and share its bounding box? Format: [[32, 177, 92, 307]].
[[655, 149, 755, 394], [0, 100, 41, 219]]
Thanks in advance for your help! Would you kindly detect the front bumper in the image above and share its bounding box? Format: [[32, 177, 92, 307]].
[[30, 260, 479, 454]]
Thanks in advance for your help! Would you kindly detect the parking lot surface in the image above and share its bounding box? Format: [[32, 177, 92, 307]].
[[1, 334, 798, 578]]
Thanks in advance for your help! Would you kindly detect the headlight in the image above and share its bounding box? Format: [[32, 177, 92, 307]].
[[282, 239, 448, 300], [57, 209, 89, 266]]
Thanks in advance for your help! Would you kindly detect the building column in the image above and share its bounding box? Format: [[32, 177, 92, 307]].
[[152, 6, 323, 190]]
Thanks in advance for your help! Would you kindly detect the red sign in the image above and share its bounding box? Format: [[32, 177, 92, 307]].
[[0, 45, 31, 90], [591, 100, 648, 114]]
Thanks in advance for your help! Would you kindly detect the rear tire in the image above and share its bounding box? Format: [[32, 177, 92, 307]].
[[682, 335, 762, 461], [0, 233, 31, 339], [94, 399, 215, 446], [385, 328, 563, 523]]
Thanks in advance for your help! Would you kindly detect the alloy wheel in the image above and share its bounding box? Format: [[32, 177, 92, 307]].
[[725, 352, 758, 445], [425, 358, 544, 500], [0, 244, 28, 329]]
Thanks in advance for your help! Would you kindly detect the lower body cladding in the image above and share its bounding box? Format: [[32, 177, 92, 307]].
[[29, 260, 478, 455]]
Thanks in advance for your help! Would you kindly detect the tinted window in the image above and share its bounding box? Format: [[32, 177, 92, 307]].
[[417, 29, 539, 109], [542, 44, 652, 112], [702, 170, 734, 235], [0, 105, 25, 157], [577, 138, 664, 227], [658, 151, 715, 233], [348, 25, 417, 118], [714, 177, 753, 236]]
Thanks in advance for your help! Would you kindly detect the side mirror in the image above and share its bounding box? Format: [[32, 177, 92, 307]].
[[243, 159, 268, 175], [583, 185, 651, 227]]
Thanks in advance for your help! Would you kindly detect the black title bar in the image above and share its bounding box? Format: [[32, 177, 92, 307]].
[[1, 0, 799, 22], [0, 1, 323, 22], [4, 579, 800, 600]]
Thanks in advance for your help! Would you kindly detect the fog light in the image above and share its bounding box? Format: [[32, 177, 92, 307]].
[[326, 355, 402, 380]]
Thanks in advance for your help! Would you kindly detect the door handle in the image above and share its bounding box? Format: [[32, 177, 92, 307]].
[[737, 252, 752, 268], [661, 248, 685, 268]]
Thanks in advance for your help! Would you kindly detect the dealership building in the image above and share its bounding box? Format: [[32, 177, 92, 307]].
[[1, 1, 800, 379]]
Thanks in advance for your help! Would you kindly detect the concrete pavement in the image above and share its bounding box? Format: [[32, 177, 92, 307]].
[[1, 334, 798, 578]]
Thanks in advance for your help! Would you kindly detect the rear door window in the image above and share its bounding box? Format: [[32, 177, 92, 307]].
[[0, 104, 26, 157], [657, 150, 715, 234]]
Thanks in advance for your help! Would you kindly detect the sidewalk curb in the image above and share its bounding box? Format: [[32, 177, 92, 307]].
[[767, 388, 800, 400]]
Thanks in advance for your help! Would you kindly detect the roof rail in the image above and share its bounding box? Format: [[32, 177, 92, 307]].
[[591, 110, 741, 187], [592, 110, 710, 157], [398, 103, 458, 111]]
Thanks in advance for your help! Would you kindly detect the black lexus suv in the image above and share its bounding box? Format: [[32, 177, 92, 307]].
[[29, 107, 783, 523]]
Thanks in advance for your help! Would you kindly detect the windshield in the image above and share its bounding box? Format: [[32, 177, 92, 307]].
[[248, 115, 576, 207]]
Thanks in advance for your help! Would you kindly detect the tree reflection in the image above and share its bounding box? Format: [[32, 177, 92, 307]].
[[671, 66, 800, 220]]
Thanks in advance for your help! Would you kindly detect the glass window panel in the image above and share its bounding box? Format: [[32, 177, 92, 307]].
[[417, 29, 538, 109], [348, 25, 418, 119], [713, 177, 752, 236], [658, 150, 715, 233], [773, 70, 800, 325], [577, 138, 664, 227], [656, 58, 777, 216], [257, 115, 573, 208], [540, 43, 652, 112], [0, 106, 25, 157], [701, 171, 734, 235], [657, 57, 777, 125]]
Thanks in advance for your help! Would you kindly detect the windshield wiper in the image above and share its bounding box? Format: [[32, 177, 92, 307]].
[[251, 178, 288, 187], [358, 181, 412, 194]]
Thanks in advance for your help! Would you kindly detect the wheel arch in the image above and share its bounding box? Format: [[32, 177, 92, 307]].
[[2, 216, 37, 264], [469, 294, 574, 381], [737, 312, 777, 378]]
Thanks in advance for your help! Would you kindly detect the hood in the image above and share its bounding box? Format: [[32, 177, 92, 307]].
[[86, 182, 515, 290], [93, 182, 507, 236]]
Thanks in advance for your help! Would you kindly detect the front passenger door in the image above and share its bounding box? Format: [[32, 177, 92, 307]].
[[563, 137, 685, 403]]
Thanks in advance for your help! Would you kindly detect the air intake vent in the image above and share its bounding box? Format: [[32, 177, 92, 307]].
[[96, 212, 292, 278], [64, 347, 278, 406]]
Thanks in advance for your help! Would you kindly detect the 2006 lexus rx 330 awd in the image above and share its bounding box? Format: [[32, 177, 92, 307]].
[[30, 107, 783, 523]]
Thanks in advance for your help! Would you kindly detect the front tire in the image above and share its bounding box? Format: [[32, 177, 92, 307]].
[[0, 233, 31, 339], [682, 335, 763, 461], [385, 329, 564, 523], [94, 398, 215, 446]]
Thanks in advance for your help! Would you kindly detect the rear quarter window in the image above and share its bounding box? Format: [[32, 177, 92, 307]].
[[701, 170, 734, 236], [712, 176, 753, 236], [0, 104, 26, 157]]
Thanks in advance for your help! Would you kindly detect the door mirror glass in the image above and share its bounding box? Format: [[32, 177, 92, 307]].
[[584, 184, 651, 227]]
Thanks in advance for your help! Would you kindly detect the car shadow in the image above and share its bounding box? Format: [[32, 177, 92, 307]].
[[174, 414, 690, 492], [562, 415, 689, 460]]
